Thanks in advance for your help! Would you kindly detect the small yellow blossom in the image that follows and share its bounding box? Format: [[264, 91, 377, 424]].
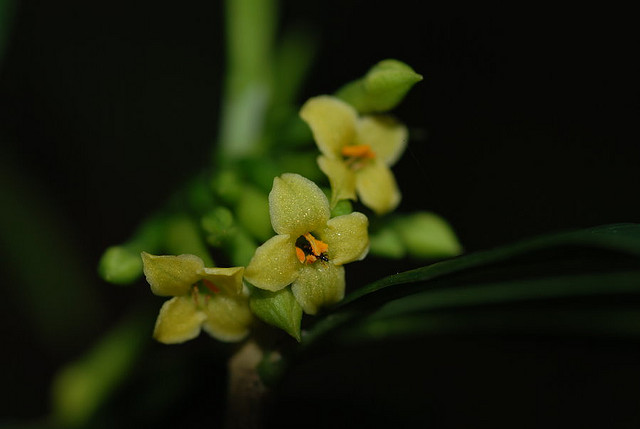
[[300, 95, 408, 215], [244, 173, 369, 315], [141, 252, 252, 344]]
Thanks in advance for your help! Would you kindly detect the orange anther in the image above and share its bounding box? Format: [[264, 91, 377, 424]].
[[296, 247, 306, 264], [202, 279, 220, 294], [303, 232, 329, 256], [341, 144, 376, 160]]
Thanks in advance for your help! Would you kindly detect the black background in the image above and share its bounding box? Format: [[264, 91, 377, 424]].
[[1, 1, 639, 427]]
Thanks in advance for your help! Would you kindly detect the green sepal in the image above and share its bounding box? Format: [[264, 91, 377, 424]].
[[330, 199, 353, 218], [98, 246, 143, 285], [335, 59, 423, 114], [394, 212, 462, 259], [249, 285, 302, 341]]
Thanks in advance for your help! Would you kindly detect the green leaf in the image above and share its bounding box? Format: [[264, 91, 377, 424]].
[[51, 310, 150, 427], [301, 223, 640, 348], [335, 59, 423, 114], [250, 286, 302, 341], [342, 223, 640, 306]]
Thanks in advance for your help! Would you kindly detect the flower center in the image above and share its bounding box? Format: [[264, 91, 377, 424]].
[[341, 144, 376, 170], [295, 232, 329, 264]]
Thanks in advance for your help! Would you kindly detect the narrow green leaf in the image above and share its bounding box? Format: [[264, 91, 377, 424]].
[[335, 59, 423, 114], [250, 286, 302, 341], [341, 223, 640, 306]]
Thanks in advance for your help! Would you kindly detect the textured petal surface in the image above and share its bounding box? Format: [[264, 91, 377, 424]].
[[153, 296, 207, 344], [291, 263, 345, 315], [355, 160, 401, 215], [244, 234, 300, 291], [199, 266, 245, 296], [269, 173, 330, 237], [300, 95, 357, 158], [142, 252, 204, 296], [355, 115, 408, 166], [317, 155, 357, 207], [202, 295, 253, 342], [321, 212, 369, 265]]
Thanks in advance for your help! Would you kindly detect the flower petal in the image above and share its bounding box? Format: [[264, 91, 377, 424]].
[[244, 234, 301, 292], [291, 263, 345, 315], [269, 173, 330, 237], [355, 160, 401, 215], [317, 155, 357, 207], [202, 295, 253, 342], [321, 212, 369, 265], [199, 266, 245, 297], [300, 95, 357, 158], [153, 296, 207, 344], [141, 252, 204, 296], [355, 115, 408, 166]]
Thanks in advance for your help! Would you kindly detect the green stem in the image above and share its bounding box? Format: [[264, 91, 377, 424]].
[[217, 0, 277, 163]]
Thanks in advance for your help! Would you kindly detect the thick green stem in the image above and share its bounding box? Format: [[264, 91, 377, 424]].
[[217, 0, 277, 163]]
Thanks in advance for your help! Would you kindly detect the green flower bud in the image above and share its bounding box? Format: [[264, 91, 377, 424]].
[[236, 186, 272, 241], [98, 246, 143, 285], [336, 59, 423, 114], [369, 226, 406, 259], [330, 199, 353, 218], [212, 169, 244, 205], [98, 214, 166, 285], [394, 212, 462, 259], [164, 214, 214, 266], [202, 206, 236, 247]]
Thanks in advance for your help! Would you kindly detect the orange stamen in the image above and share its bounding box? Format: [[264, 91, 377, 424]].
[[202, 279, 220, 294], [296, 247, 306, 264], [341, 144, 376, 160], [303, 232, 329, 256]]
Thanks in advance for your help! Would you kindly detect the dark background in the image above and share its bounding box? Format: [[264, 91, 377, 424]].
[[1, 1, 638, 427]]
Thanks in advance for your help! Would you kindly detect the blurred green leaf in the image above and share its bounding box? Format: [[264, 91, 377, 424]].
[[51, 310, 151, 427]]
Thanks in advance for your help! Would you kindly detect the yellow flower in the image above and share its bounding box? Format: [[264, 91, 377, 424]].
[[300, 95, 408, 215], [244, 173, 369, 315], [141, 252, 252, 344]]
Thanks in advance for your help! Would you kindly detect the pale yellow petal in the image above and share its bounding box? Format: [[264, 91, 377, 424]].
[[202, 295, 253, 342], [141, 252, 204, 296], [355, 160, 401, 215], [317, 155, 357, 207], [355, 115, 407, 166], [153, 296, 207, 344], [300, 95, 357, 158], [291, 263, 345, 315], [199, 266, 245, 297], [321, 212, 369, 265], [269, 173, 330, 237], [244, 234, 301, 292]]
